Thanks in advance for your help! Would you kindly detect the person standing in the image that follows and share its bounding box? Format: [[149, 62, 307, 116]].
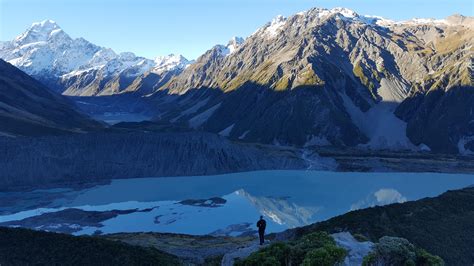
[[256, 215, 266, 245]]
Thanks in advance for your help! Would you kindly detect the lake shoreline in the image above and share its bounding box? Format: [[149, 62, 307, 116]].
[[1, 170, 473, 238]]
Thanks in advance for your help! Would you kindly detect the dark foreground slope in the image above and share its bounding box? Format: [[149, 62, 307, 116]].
[[284, 187, 474, 265], [0, 60, 100, 136], [0, 227, 180, 266]]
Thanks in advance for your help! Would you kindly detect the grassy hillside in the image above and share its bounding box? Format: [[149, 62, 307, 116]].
[[289, 187, 474, 265], [0, 227, 180, 265]]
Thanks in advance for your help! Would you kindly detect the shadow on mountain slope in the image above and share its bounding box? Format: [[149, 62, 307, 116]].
[[396, 86, 474, 154]]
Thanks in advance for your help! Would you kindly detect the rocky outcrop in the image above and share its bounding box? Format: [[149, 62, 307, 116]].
[[221, 241, 268, 266], [332, 232, 374, 266]]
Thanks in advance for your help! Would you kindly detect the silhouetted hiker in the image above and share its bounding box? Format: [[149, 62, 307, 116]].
[[256, 215, 266, 245]]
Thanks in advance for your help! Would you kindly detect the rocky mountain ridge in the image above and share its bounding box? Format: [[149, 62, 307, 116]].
[[1, 8, 472, 154], [148, 7, 473, 154]]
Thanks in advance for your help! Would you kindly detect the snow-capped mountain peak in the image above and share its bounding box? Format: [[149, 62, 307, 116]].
[[297, 7, 359, 20], [152, 54, 191, 73], [14, 19, 65, 45], [214, 36, 245, 57], [227, 36, 244, 54], [261, 15, 287, 38], [29, 19, 60, 35], [88, 48, 117, 66], [331, 7, 359, 18], [0, 19, 194, 95]]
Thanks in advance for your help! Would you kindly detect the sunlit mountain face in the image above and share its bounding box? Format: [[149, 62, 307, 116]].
[[1, 8, 472, 154], [0, 20, 192, 96]]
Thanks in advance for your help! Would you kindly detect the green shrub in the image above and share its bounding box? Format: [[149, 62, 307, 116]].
[[415, 248, 445, 266], [291, 232, 338, 265], [203, 255, 224, 266], [362, 252, 376, 266], [363, 237, 444, 266], [295, 231, 336, 250], [302, 245, 347, 266], [376, 236, 417, 264], [236, 252, 280, 266], [236, 242, 291, 266], [237, 231, 347, 266]]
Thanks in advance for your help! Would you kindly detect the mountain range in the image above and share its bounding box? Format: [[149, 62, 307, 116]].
[[151, 8, 474, 153], [0, 20, 192, 96], [0, 7, 473, 154]]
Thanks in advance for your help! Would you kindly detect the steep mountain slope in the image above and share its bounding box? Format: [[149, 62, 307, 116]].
[[1, 10, 472, 154], [0, 20, 191, 96], [152, 8, 473, 153], [123, 54, 193, 95], [0, 59, 100, 136], [396, 86, 474, 154], [0, 131, 305, 190]]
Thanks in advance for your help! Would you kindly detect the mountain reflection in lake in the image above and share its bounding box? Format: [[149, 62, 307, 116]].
[[0, 170, 472, 236]]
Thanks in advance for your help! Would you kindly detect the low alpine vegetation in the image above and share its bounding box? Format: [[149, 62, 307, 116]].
[[235, 232, 347, 266], [363, 236, 444, 266]]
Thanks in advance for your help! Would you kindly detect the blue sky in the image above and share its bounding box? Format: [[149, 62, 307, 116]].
[[1, 0, 472, 59]]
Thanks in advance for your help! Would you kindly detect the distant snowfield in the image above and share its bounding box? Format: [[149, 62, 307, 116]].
[[0, 170, 473, 236]]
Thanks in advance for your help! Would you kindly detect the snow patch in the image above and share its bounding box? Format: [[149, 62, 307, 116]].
[[399, 18, 448, 26], [227, 37, 244, 54], [260, 15, 287, 38], [289, 7, 455, 29], [331, 7, 358, 18], [214, 37, 244, 57], [152, 54, 191, 73]]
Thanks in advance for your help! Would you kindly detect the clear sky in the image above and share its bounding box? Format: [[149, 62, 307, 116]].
[[1, 0, 473, 59]]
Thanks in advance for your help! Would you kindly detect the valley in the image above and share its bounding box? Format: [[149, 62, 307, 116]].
[[0, 3, 473, 265]]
